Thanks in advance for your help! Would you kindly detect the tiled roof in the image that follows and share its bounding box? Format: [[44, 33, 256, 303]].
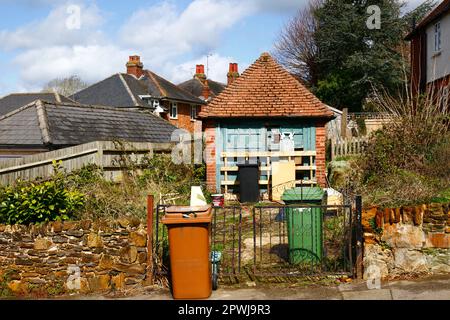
[[71, 71, 205, 108], [199, 53, 334, 119], [0, 92, 76, 117], [177, 78, 226, 99], [0, 100, 178, 147], [405, 0, 450, 40]]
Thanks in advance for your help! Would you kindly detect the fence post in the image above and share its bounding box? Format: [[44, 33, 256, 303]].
[[355, 195, 363, 279], [146, 194, 154, 284]]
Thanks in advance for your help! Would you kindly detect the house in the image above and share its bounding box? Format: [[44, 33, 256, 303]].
[[406, 0, 450, 95], [0, 92, 76, 117], [71, 56, 205, 133], [0, 99, 177, 158], [199, 52, 334, 200], [177, 63, 234, 102]]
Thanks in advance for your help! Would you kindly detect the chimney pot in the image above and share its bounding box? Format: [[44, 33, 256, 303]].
[[227, 62, 239, 86], [126, 55, 144, 78]]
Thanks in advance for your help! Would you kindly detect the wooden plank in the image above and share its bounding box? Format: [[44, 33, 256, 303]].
[[221, 150, 316, 158]]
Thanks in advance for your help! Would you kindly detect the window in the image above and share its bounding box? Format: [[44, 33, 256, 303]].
[[170, 102, 178, 119], [435, 22, 441, 52], [190, 105, 199, 120]]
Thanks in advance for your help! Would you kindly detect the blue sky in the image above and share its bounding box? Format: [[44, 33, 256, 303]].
[[0, 0, 424, 96]]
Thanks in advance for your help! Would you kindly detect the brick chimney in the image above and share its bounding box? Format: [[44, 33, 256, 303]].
[[126, 55, 144, 78], [195, 64, 207, 82], [201, 79, 210, 101], [227, 63, 239, 86]]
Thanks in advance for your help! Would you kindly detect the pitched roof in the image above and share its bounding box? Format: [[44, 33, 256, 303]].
[[0, 100, 178, 147], [199, 53, 334, 119], [71, 71, 205, 108], [177, 78, 226, 99], [405, 0, 450, 40], [0, 92, 76, 117]]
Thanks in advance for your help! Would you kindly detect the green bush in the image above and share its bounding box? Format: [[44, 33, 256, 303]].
[[0, 162, 85, 225]]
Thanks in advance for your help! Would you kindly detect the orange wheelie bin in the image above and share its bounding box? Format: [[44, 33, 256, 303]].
[[161, 205, 212, 299]]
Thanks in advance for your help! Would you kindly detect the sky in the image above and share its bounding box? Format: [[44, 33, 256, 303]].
[[0, 0, 426, 97]]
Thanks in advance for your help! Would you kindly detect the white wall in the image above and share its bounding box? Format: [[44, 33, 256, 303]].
[[426, 12, 450, 83]]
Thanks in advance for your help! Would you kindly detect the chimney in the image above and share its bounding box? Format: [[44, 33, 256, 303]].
[[227, 63, 239, 86], [126, 55, 144, 78], [195, 64, 207, 82], [201, 79, 210, 101]]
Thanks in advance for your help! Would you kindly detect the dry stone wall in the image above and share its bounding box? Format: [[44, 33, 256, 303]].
[[362, 203, 450, 279], [0, 218, 149, 297]]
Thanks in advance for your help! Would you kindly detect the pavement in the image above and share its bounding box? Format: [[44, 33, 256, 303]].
[[70, 274, 450, 300]]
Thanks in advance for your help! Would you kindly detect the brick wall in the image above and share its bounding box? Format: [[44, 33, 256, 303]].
[[162, 101, 198, 133], [0, 218, 149, 297], [204, 119, 217, 192], [315, 120, 327, 188]]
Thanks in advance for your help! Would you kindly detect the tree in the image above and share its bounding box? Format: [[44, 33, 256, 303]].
[[274, 0, 436, 112], [274, 0, 322, 86], [42, 75, 89, 97]]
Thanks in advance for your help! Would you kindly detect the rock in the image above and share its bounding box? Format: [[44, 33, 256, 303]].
[[62, 222, 77, 231], [246, 281, 257, 287], [34, 238, 52, 250], [381, 224, 425, 248], [413, 205, 425, 226], [113, 263, 145, 275], [111, 273, 125, 289], [66, 230, 84, 237], [446, 226, 450, 234], [138, 252, 147, 264], [129, 231, 146, 247], [79, 220, 92, 230], [15, 258, 33, 265], [87, 233, 103, 248], [99, 254, 114, 269], [394, 208, 401, 223], [8, 280, 28, 294], [87, 274, 111, 292], [119, 246, 138, 263], [375, 209, 383, 228], [362, 207, 377, 233], [363, 243, 393, 280], [21, 272, 40, 278], [425, 233, 449, 248], [27, 278, 46, 285], [117, 217, 131, 228], [52, 236, 68, 243], [51, 221, 63, 233], [81, 252, 101, 263], [393, 248, 428, 273]]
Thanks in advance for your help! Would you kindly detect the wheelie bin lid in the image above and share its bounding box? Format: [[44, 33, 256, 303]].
[[281, 187, 325, 202], [162, 205, 212, 225]]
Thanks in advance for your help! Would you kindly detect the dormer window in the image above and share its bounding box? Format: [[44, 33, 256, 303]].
[[170, 102, 178, 119], [434, 22, 441, 52]]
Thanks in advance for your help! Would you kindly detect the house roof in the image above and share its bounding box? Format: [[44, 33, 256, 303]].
[[71, 71, 205, 108], [0, 100, 178, 147], [405, 0, 450, 40], [0, 92, 76, 117], [177, 78, 226, 100], [199, 53, 334, 119]]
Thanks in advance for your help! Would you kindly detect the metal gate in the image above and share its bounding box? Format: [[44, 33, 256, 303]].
[[152, 197, 363, 284]]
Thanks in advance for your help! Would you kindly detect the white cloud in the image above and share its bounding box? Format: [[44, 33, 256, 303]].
[[248, 0, 308, 13], [119, 0, 251, 60], [0, 2, 105, 50], [13, 45, 129, 90]]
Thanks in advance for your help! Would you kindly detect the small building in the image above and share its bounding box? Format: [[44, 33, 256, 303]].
[[0, 99, 177, 158], [71, 56, 205, 133], [199, 52, 334, 200], [406, 0, 450, 94]]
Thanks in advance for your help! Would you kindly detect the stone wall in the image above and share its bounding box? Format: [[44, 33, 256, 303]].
[[0, 218, 149, 297], [362, 203, 450, 279]]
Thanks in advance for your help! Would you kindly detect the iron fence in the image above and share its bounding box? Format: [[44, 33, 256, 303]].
[[153, 199, 362, 283]]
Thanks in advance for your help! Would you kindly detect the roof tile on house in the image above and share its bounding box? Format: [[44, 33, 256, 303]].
[[0, 92, 76, 117], [0, 100, 178, 147], [178, 78, 226, 99], [199, 53, 333, 119]]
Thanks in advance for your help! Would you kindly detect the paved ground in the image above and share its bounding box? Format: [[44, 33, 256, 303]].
[[70, 274, 450, 300]]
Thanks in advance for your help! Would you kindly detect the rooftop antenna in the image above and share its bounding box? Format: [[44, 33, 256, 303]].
[[206, 53, 213, 78]]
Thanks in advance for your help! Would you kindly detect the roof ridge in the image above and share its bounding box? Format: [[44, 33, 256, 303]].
[[146, 70, 167, 97], [118, 73, 140, 107], [0, 99, 40, 121], [35, 100, 52, 145]]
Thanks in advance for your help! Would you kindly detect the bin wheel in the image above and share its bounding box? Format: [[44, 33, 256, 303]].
[[212, 274, 218, 290]]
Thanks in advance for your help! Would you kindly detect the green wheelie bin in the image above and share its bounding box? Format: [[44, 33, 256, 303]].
[[282, 187, 327, 265]]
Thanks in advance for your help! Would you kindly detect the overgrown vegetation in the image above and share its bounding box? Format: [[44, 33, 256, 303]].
[[337, 86, 450, 207]]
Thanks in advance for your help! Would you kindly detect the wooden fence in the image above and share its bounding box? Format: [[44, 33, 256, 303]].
[[331, 137, 368, 160], [0, 141, 174, 185]]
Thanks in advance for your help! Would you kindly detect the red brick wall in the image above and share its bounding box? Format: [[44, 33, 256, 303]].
[[203, 119, 217, 192], [315, 120, 327, 188]]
